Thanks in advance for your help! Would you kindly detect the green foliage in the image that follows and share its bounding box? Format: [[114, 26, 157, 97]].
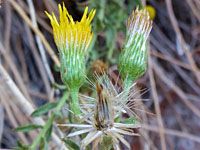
[[87, 0, 133, 65], [53, 82, 67, 90], [100, 136, 113, 150], [30, 92, 69, 149], [122, 117, 136, 124], [114, 114, 121, 123], [31, 102, 58, 117], [12, 141, 29, 150], [14, 124, 43, 132], [63, 139, 80, 150], [45, 124, 53, 142], [39, 138, 48, 150]]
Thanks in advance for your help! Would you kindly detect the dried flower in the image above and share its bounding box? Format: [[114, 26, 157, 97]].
[[81, 74, 139, 117], [58, 74, 141, 149], [91, 59, 107, 76], [119, 7, 152, 82], [46, 3, 96, 89]]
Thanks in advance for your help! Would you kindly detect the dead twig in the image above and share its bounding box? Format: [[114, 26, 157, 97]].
[[166, 0, 200, 83], [8, 0, 60, 67], [26, 0, 55, 84], [142, 124, 200, 143], [148, 51, 167, 150], [152, 60, 200, 118]]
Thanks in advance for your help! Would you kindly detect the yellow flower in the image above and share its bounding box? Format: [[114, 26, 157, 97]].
[[45, 3, 96, 54], [46, 3, 96, 116], [45, 3, 96, 90], [142, 5, 156, 20]]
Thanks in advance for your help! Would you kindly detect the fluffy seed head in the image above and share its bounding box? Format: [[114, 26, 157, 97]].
[[93, 82, 114, 130], [58, 73, 141, 149]]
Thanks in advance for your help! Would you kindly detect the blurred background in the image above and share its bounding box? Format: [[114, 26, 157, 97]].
[[0, 0, 200, 149]]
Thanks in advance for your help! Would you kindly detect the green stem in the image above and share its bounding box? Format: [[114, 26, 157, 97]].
[[30, 92, 68, 150], [123, 77, 133, 91], [122, 77, 133, 103], [70, 87, 80, 119]]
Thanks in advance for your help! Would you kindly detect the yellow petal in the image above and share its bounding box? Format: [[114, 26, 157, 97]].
[[46, 4, 96, 53]]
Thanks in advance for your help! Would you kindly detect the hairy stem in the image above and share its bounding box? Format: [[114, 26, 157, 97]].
[[70, 87, 80, 119], [123, 77, 133, 91]]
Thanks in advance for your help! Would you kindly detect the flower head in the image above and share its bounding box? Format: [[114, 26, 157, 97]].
[[46, 3, 96, 89], [80, 73, 139, 118], [119, 7, 152, 82], [58, 73, 142, 149]]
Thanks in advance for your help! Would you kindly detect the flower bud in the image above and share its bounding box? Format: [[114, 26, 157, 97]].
[[119, 7, 152, 81]]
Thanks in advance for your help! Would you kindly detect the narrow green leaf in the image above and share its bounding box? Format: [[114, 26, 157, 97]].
[[14, 124, 43, 132], [122, 117, 136, 124], [39, 137, 48, 150], [16, 141, 29, 150], [54, 82, 67, 90], [31, 102, 58, 117], [45, 124, 53, 142], [114, 114, 121, 123], [63, 139, 80, 150]]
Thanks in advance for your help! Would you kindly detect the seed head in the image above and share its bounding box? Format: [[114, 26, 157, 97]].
[[58, 74, 141, 149]]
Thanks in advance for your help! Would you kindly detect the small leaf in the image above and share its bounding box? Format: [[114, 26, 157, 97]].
[[39, 137, 48, 150], [54, 82, 67, 90], [63, 139, 80, 150], [31, 102, 58, 117], [122, 117, 136, 124], [14, 124, 43, 132], [45, 124, 53, 142], [114, 114, 121, 123], [16, 141, 29, 150]]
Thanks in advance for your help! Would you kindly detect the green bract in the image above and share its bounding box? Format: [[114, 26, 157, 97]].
[[119, 33, 148, 81], [60, 50, 86, 89]]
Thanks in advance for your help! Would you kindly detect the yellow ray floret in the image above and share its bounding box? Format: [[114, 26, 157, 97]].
[[45, 3, 96, 53]]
